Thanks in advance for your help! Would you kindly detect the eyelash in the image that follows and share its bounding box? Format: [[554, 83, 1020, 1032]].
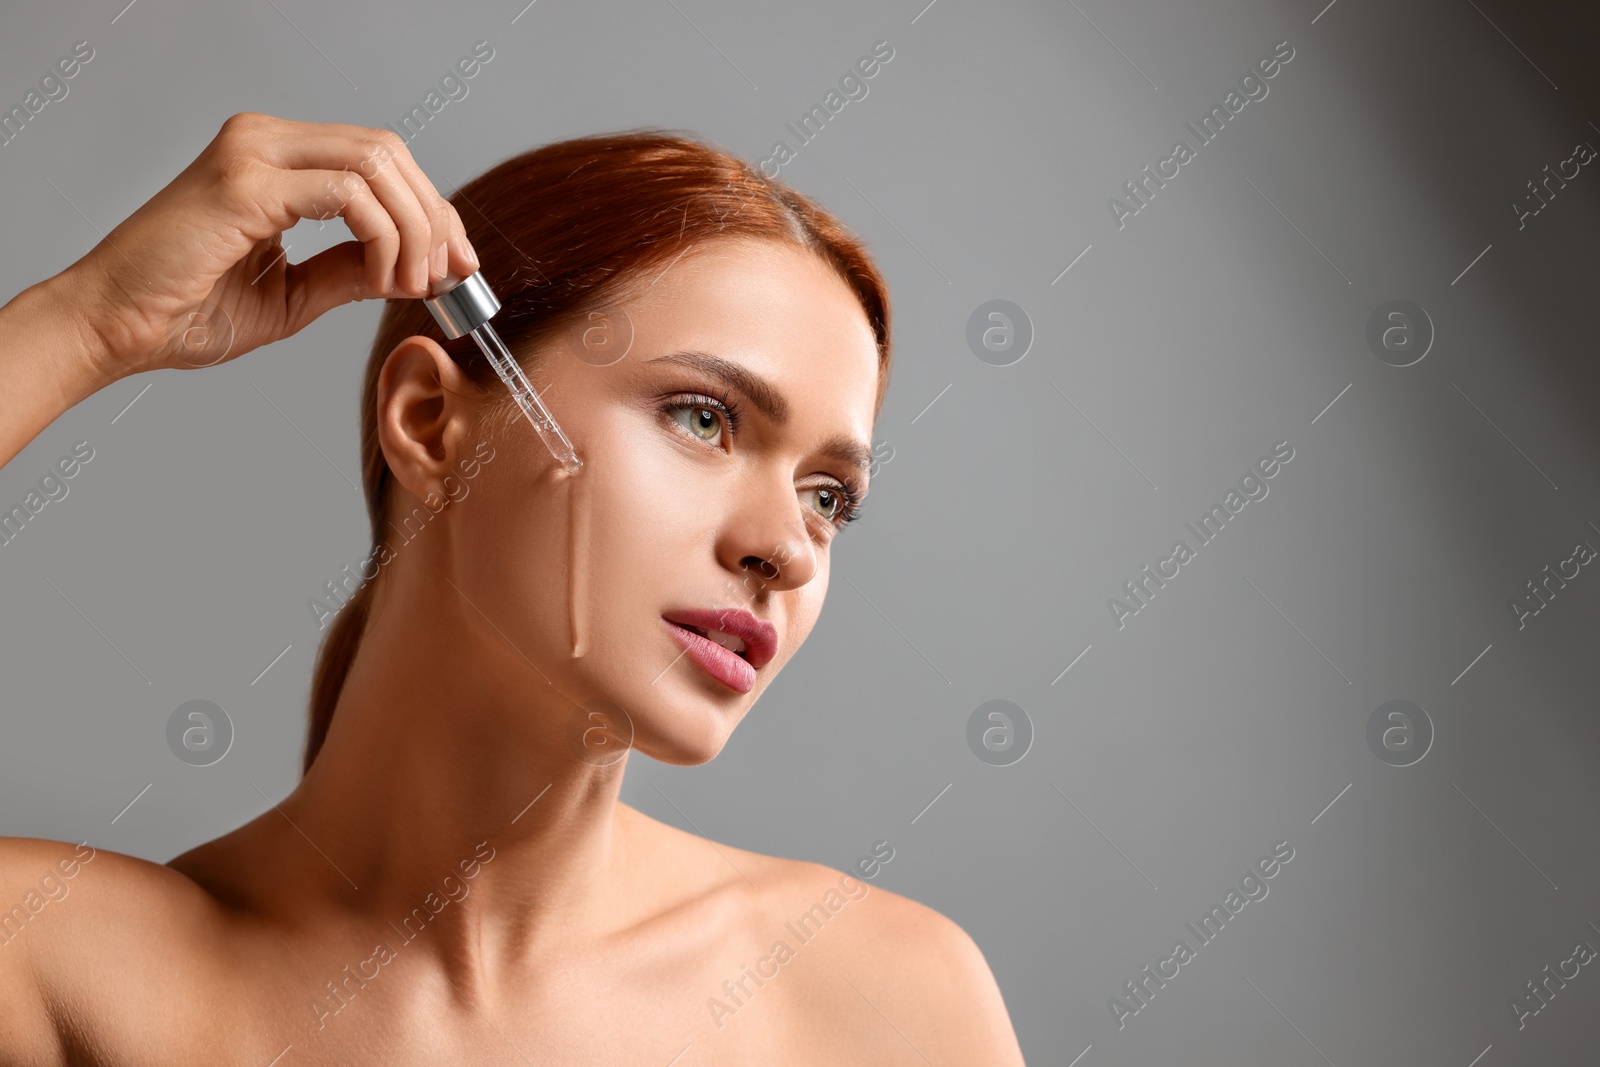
[[659, 390, 867, 530]]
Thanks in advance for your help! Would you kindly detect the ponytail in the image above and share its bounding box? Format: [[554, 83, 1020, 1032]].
[[303, 574, 378, 774]]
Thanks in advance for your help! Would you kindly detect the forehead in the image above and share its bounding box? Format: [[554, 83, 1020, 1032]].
[[611, 238, 881, 431]]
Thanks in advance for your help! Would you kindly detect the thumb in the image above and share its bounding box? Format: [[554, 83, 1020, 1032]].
[[281, 240, 375, 334]]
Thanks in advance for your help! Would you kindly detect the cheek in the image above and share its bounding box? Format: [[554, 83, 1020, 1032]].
[[579, 418, 713, 597], [597, 430, 692, 529], [462, 452, 571, 620], [795, 569, 827, 628]]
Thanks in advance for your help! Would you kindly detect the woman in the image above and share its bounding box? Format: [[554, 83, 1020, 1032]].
[[0, 113, 1024, 1064]]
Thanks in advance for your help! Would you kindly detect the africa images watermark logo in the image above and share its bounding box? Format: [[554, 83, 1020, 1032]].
[[1108, 840, 1296, 1030], [705, 870, 871, 1029], [1107, 441, 1295, 630], [0, 440, 95, 550], [0, 40, 95, 150], [1107, 39, 1297, 230], [757, 40, 894, 177], [309, 840, 497, 1029], [307, 440, 497, 630]]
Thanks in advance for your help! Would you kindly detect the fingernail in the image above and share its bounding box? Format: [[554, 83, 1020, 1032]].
[[431, 241, 448, 280], [452, 232, 480, 273]]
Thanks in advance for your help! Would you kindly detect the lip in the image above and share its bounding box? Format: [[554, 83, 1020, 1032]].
[[662, 608, 778, 669], [661, 608, 779, 695]]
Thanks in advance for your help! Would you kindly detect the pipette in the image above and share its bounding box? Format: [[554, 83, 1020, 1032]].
[[423, 271, 583, 476]]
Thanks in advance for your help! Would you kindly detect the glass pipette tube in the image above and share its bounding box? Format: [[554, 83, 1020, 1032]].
[[468, 323, 581, 475], [422, 271, 583, 476]]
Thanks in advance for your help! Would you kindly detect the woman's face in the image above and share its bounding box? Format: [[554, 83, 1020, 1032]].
[[433, 238, 882, 765]]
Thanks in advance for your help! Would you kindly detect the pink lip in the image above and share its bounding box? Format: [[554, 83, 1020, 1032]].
[[660, 608, 779, 695], [662, 620, 755, 694], [661, 608, 778, 669]]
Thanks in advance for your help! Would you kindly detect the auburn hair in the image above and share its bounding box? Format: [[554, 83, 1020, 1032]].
[[302, 128, 894, 774]]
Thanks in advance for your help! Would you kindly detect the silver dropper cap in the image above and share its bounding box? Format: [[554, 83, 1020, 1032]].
[[423, 271, 501, 339]]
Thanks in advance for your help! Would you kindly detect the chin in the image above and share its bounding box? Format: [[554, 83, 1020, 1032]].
[[631, 728, 734, 767], [626, 691, 749, 766]]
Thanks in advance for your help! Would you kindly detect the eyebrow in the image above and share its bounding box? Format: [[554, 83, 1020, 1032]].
[[645, 350, 875, 480]]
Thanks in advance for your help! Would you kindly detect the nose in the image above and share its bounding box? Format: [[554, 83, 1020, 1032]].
[[718, 478, 818, 597]]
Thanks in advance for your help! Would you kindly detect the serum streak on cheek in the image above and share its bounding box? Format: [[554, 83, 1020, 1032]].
[[568, 467, 591, 658]]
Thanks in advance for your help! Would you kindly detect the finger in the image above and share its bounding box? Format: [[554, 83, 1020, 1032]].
[[237, 118, 476, 287], [445, 199, 480, 279], [365, 143, 454, 283], [281, 240, 368, 331], [324, 155, 433, 297], [384, 150, 479, 284], [245, 166, 404, 299]]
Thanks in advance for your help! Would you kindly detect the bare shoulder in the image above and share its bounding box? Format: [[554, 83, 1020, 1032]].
[[0, 834, 218, 929], [608, 810, 1025, 1061], [0, 836, 225, 1065], [757, 856, 1026, 1065], [0, 832, 225, 965]]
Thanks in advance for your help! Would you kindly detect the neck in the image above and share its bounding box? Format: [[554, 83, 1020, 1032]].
[[264, 564, 645, 977]]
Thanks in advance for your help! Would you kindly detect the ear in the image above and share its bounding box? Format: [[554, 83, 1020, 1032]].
[[375, 335, 481, 504]]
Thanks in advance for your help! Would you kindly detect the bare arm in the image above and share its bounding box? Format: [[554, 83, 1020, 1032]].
[[0, 110, 481, 476], [0, 271, 114, 470], [0, 840, 98, 1067]]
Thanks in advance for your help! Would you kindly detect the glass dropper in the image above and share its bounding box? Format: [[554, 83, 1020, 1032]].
[[422, 271, 583, 476]]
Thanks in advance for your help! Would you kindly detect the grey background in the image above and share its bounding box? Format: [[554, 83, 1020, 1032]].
[[3, 0, 1599, 1062]]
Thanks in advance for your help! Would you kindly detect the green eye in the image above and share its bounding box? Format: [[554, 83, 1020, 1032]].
[[671, 404, 723, 443], [802, 484, 864, 528], [663, 392, 739, 445], [806, 487, 840, 521]]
